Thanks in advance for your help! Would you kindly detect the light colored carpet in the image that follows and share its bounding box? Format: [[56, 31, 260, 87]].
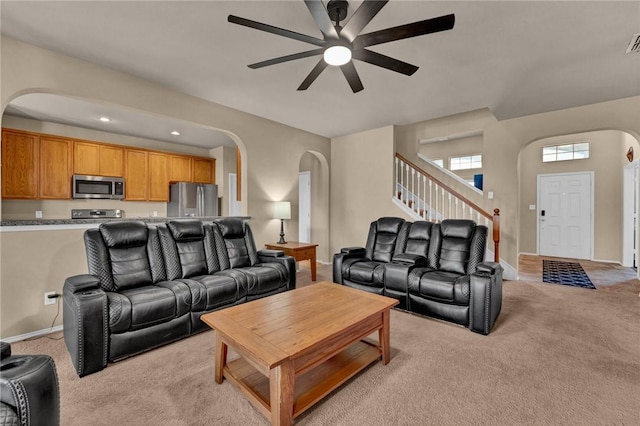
[[11, 280, 640, 425]]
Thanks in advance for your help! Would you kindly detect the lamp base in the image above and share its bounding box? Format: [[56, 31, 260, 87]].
[[278, 219, 287, 244]]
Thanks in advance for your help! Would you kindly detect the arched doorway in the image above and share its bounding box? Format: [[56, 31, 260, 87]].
[[519, 129, 640, 268], [298, 150, 330, 262]]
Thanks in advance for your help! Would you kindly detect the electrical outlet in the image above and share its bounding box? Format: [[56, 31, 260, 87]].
[[35, 210, 43, 218], [44, 291, 57, 306], [152, 211, 158, 217]]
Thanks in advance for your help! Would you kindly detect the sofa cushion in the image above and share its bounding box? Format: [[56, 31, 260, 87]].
[[100, 221, 148, 248], [115, 286, 178, 331], [184, 274, 242, 310], [166, 221, 209, 279], [438, 220, 475, 274], [369, 218, 405, 263], [108, 246, 153, 290], [167, 220, 204, 241], [411, 270, 470, 305], [241, 264, 288, 296], [403, 221, 433, 258], [343, 259, 386, 288]]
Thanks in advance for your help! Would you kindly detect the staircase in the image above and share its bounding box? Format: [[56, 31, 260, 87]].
[[394, 153, 501, 263]]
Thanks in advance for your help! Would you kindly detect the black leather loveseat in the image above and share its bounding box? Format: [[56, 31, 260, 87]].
[[63, 217, 295, 377], [333, 217, 502, 335]]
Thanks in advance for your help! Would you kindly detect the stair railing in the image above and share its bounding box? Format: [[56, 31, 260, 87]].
[[395, 153, 501, 262]]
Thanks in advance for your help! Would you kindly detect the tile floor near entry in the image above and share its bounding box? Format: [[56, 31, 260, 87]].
[[518, 254, 640, 297]]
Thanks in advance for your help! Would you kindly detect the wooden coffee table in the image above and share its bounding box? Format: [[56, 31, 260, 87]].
[[201, 282, 398, 425]]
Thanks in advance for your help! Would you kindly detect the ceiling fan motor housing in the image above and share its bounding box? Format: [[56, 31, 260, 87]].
[[327, 0, 348, 25]]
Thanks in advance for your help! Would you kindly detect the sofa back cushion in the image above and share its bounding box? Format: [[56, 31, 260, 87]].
[[435, 220, 476, 274], [213, 218, 259, 269], [402, 221, 434, 262], [167, 221, 208, 278], [98, 221, 152, 291], [365, 217, 406, 263]]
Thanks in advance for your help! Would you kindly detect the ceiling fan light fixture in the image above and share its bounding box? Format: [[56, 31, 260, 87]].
[[324, 45, 352, 66]]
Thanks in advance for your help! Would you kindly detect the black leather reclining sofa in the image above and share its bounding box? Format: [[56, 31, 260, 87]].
[[333, 217, 502, 335], [63, 217, 295, 377]]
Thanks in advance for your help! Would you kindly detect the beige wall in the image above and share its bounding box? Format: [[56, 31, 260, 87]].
[[1, 229, 89, 336], [519, 130, 630, 260], [418, 134, 484, 183], [330, 126, 414, 255], [0, 36, 330, 338]]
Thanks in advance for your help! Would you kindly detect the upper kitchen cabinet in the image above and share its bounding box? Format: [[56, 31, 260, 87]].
[[148, 152, 169, 201], [168, 154, 192, 182], [124, 148, 149, 201], [74, 141, 124, 177], [169, 155, 215, 184], [1, 129, 39, 199], [192, 158, 215, 184], [40, 136, 72, 199]]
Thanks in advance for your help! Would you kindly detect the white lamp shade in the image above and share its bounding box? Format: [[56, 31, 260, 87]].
[[273, 201, 291, 220]]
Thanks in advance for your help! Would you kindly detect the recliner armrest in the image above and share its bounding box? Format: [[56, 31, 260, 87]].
[[475, 261, 502, 276], [63, 274, 101, 294], [392, 253, 427, 266], [257, 249, 284, 258], [341, 247, 366, 255]]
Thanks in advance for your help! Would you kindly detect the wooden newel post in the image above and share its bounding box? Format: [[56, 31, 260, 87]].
[[492, 208, 500, 263]]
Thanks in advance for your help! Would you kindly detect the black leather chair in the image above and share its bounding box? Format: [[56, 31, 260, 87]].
[[333, 217, 408, 294], [0, 342, 60, 426]]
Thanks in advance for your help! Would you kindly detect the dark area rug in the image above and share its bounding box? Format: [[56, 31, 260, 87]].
[[542, 260, 596, 289]]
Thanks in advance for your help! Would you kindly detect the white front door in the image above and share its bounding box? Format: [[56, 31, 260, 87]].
[[538, 172, 593, 259], [298, 171, 311, 243]]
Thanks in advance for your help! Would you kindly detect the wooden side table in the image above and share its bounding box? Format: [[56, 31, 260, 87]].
[[264, 241, 318, 281]]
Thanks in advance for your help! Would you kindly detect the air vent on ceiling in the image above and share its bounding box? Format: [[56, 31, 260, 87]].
[[626, 33, 640, 53]]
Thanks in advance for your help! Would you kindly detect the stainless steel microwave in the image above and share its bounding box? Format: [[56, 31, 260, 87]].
[[72, 175, 125, 199]]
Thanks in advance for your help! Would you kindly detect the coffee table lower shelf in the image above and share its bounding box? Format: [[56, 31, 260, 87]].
[[223, 340, 380, 420]]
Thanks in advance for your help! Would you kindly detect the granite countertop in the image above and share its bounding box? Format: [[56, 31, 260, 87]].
[[0, 216, 248, 227]]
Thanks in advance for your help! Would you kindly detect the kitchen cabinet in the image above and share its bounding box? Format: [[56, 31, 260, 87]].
[[169, 155, 192, 182], [124, 149, 148, 201], [192, 158, 215, 184], [74, 141, 124, 177], [39, 136, 72, 199], [148, 152, 169, 201], [1, 130, 39, 199]]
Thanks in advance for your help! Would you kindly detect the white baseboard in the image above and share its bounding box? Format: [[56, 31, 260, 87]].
[[2, 325, 63, 343]]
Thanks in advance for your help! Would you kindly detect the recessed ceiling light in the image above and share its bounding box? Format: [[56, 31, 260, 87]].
[[99, 117, 111, 122], [170, 131, 181, 136]]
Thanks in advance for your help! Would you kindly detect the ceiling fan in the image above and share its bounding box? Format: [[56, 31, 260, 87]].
[[228, 0, 455, 93]]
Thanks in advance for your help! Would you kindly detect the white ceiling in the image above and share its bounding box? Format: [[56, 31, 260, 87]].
[[1, 1, 639, 148]]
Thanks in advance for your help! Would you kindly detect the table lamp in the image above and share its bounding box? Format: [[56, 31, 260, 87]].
[[273, 201, 291, 244]]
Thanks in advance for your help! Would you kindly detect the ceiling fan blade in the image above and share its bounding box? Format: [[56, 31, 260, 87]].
[[304, 0, 339, 40], [298, 59, 329, 91], [249, 49, 324, 69], [341, 0, 388, 42], [340, 61, 364, 93], [353, 14, 455, 50], [352, 49, 418, 76], [228, 15, 326, 47]]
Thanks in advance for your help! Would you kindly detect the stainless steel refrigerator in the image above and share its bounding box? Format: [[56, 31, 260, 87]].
[[167, 182, 218, 217]]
